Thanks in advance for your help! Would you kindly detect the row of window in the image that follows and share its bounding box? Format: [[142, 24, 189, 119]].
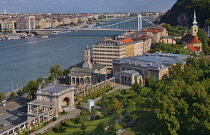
[[93, 50, 121, 53], [93, 53, 125, 56], [93, 57, 118, 60], [94, 60, 113, 64], [93, 46, 121, 49]]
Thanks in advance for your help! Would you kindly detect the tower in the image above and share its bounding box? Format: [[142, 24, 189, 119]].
[[28, 16, 35, 31], [191, 9, 198, 37], [138, 14, 142, 31], [83, 45, 92, 68]]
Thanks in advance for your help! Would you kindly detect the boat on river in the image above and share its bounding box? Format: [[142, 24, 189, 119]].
[[41, 35, 49, 38], [52, 31, 61, 34]]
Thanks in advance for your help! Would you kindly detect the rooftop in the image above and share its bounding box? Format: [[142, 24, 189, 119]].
[[28, 100, 55, 107], [120, 70, 140, 75], [38, 84, 73, 93], [69, 63, 106, 77], [113, 52, 189, 70]]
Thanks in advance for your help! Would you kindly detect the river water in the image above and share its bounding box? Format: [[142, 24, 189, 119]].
[[0, 30, 124, 93], [0, 18, 151, 93]]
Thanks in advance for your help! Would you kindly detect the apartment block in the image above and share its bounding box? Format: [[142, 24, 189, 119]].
[[92, 40, 126, 69]]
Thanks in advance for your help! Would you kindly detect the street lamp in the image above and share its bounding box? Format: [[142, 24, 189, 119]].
[[11, 80, 13, 92]]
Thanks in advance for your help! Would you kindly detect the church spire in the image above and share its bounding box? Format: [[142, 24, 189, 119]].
[[192, 9, 198, 26], [191, 9, 198, 37]]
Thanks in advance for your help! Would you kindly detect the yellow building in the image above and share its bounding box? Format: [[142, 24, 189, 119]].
[[122, 38, 134, 57], [38, 19, 46, 29]]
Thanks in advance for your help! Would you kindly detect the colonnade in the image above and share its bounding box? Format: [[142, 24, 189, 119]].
[[70, 76, 92, 85], [1, 109, 56, 135], [81, 77, 115, 97]]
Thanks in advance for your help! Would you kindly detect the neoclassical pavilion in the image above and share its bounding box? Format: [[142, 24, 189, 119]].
[[27, 84, 75, 119], [69, 46, 107, 86], [119, 70, 143, 86]]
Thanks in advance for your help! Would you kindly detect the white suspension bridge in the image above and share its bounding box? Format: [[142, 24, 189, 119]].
[[16, 15, 157, 32]]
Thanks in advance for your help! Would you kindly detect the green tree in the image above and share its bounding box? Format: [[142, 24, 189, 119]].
[[131, 81, 141, 93], [112, 97, 123, 117], [72, 115, 82, 125], [106, 125, 117, 135], [50, 64, 62, 78], [90, 108, 97, 120], [80, 109, 89, 122], [57, 123, 67, 135], [93, 122, 106, 134], [135, 61, 210, 135], [0, 92, 6, 102], [76, 94, 80, 105], [17, 89, 23, 97], [22, 81, 38, 100], [100, 96, 111, 116], [9, 92, 16, 100], [36, 77, 44, 85], [197, 28, 210, 54], [80, 123, 87, 135]]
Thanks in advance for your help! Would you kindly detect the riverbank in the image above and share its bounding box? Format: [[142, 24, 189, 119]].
[[0, 32, 35, 41]]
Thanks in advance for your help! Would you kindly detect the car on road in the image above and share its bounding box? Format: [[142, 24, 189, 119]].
[[17, 112, 25, 117]]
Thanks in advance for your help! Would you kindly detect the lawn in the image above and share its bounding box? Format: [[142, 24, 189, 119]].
[[121, 128, 136, 135], [43, 115, 114, 135]]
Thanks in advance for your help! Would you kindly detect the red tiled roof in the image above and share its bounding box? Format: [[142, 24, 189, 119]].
[[190, 36, 202, 43], [122, 38, 133, 44], [186, 44, 200, 52], [141, 30, 159, 34]]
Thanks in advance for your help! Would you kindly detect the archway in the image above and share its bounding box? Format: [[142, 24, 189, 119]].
[[76, 78, 80, 85], [86, 77, 90, 84], [121, 75, 125, 84], [80, 78, 84, 84], [62, 97, 70, 106], [128, 77, 131, 85], [72, 77, 75, 85]]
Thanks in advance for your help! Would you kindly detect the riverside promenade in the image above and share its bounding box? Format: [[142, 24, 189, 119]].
[[31, 83, 131, 135]]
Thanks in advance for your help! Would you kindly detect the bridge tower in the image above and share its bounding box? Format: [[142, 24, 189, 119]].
[[138, 14, 142, 31], [28, 16, 35, 31]]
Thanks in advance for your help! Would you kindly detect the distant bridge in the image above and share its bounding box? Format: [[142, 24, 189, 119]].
[[16, 15, 157, 32]]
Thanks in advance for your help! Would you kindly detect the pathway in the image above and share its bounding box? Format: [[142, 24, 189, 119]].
[[31, 83, 130, 135]]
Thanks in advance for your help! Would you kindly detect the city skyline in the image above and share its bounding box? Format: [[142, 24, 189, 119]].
[[0, 0, 177, 14]]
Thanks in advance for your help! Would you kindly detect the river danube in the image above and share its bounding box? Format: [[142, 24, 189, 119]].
[[0, 30, 124, 92]]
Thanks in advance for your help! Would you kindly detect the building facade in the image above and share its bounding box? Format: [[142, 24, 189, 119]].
[[69, 46, 107, 86], [113, 52, 188, 86], [92, 40, 126, 69], [27, 84, 75, 120]]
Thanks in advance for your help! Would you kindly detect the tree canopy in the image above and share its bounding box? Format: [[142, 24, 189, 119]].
[[0, 92, 6, 102], [131, 57, 210, 135]]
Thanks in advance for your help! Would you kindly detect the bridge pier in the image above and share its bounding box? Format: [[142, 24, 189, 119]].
[[138, 14, 142, 31]]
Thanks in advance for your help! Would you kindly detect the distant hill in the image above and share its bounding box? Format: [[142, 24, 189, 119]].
[[160, 0, 210, 27]]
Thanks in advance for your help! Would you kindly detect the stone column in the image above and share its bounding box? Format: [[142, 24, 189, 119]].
[[18, 126, 21, 134], [27, 121, 31, 130], [38, 116, 41, 124], [47, 112, 49, 121], [90, 77, 92, 85], [36, 106, 38, 115], [69, 75, 71, 85], [83, 90, 86, 98]]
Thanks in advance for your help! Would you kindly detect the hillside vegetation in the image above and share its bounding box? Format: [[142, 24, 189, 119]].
[[160, 0, 210, 27]]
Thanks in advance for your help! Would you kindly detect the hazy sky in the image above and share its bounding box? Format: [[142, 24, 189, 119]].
[[0, 0, 177, 13]]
